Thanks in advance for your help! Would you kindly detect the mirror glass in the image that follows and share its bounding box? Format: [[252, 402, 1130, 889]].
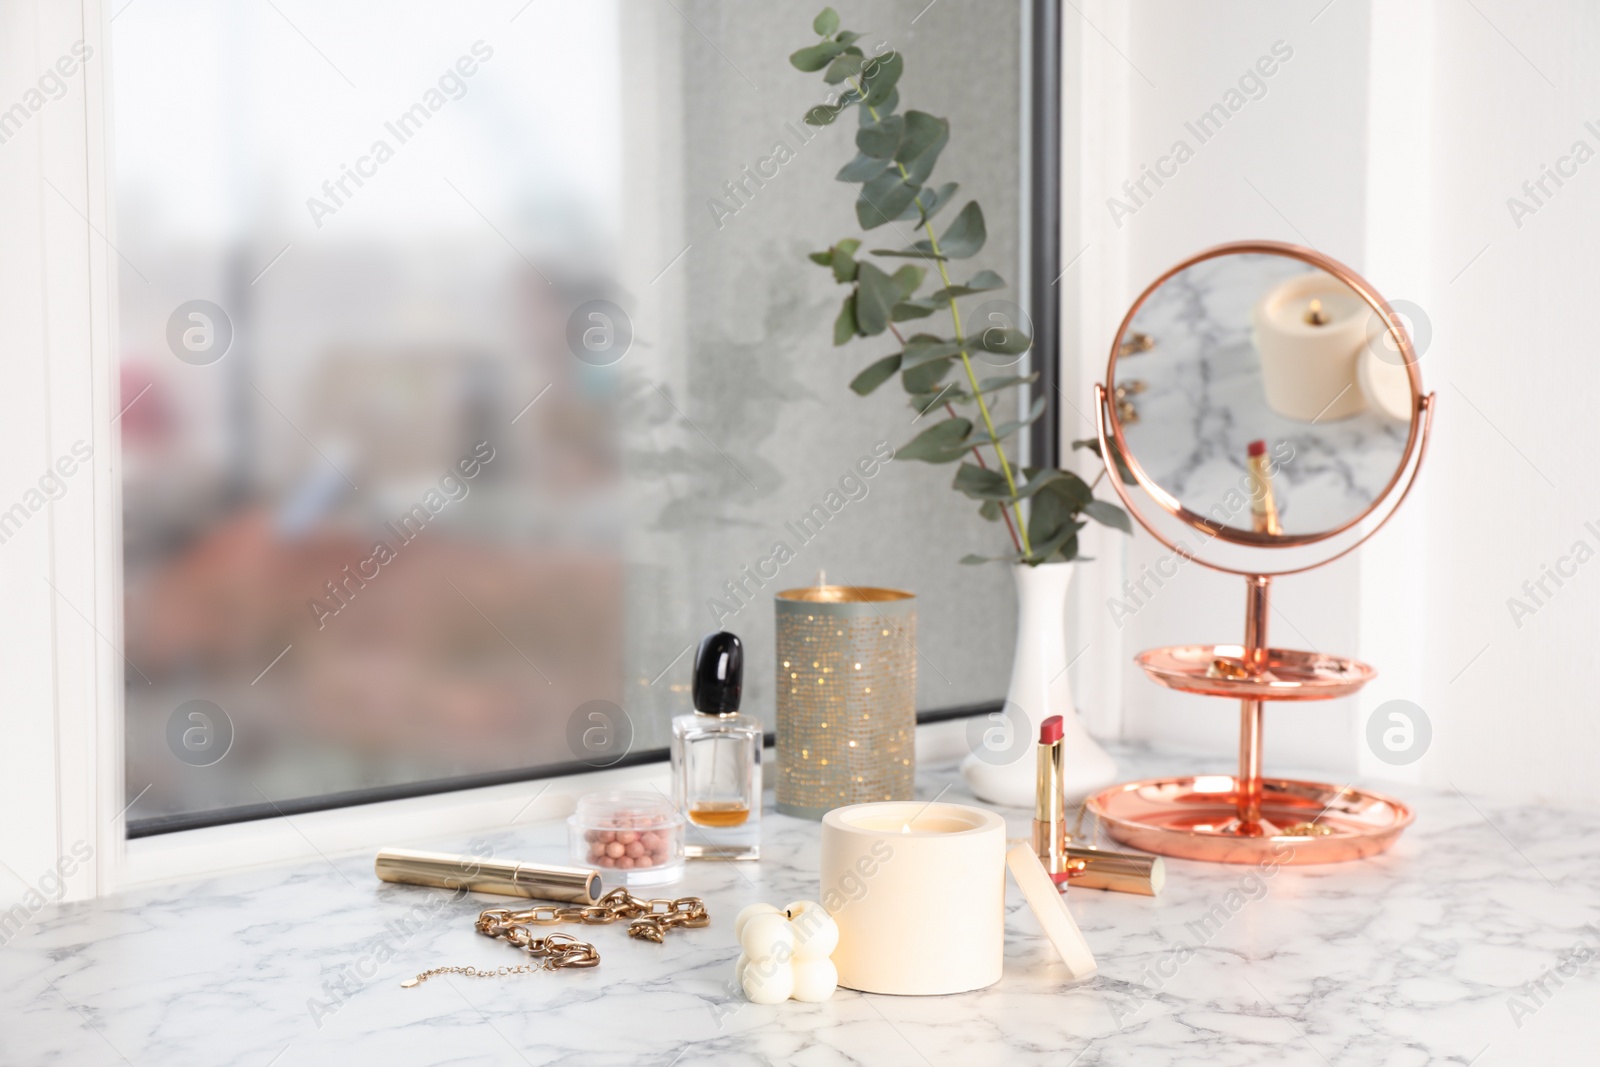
[[1111, 251, 1414, 538]]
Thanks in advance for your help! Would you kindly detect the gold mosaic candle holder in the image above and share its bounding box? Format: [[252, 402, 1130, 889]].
[[775, 586, 916, 819]]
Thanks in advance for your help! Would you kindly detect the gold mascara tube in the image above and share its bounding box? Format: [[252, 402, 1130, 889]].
[[374, 848, 600, 903]]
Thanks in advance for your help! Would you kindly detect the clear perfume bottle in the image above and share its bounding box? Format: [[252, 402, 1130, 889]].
[[671, 631, 762, 860]]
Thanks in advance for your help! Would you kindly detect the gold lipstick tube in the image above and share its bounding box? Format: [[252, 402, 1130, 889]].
[[1247, 440, 1282, 536], [1033, 718, 1069, 883], [1063, 847, 1165, 896], [374, 848, 600, 903]]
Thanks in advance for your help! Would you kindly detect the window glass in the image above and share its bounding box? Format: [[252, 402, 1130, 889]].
[[115, 0, 1027, 829]]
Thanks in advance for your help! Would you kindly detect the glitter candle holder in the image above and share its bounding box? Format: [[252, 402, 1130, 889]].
[[775, 586, 916, 819]]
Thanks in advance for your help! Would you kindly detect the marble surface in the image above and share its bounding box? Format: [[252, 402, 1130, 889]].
[[5, 746, 1600, 1066], [1119, 253, 1411, 535]]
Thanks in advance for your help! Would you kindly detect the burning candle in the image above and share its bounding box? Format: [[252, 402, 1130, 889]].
[[1251, 271, 1370, 422], [819, 802, 1006, 995]]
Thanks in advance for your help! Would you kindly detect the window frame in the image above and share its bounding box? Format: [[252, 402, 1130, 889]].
[[6, 0, 1076, 897]]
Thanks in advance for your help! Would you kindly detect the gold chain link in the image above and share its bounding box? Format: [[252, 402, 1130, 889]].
[[476, 888, 709, 945], [402, 889, 709, 986]]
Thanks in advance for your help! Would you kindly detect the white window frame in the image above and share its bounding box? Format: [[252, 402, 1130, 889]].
[[0, 0, 1082, 901]]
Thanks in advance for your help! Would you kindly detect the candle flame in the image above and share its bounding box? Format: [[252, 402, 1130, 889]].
[[900, 822, 911, 834], [1304, 298, 1330, 326]]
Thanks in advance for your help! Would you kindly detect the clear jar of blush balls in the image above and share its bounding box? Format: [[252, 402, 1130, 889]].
[[569, 791, 686, 887]]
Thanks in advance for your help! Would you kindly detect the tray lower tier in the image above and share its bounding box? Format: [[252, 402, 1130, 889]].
[[1088, 776, 1413, 864]]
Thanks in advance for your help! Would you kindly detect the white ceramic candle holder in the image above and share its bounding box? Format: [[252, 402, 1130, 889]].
[[819, 802, 1006, 995]]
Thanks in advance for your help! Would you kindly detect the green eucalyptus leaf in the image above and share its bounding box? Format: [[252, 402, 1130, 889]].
[[901, 355, 954, 394], [945, 270, 1006, 296], [889, 264, 924, 299], [1013, 467, 1067, 498], [791, 41, 849, 72], [808, 250, 833, 266], [837, 152, 889, 183], [856, 115, 905, 159], [824, 52, 866, 84], [938, 201, 987, 258], [901, 334, 966, 368], [910, 384, 968, 414], [897, 416, 973, 463], [922, 270, 1008, 307], [1083, 498, 1132, 535], [871, 245, 946, 260], [961, 553, 995, 565], [862, 85, 899, 119], [804, 102, 846, 126], [1027, 486, 1086, 550], [850, 352, 902, 395], [891, 299, 938, 321], [976, 373, 1038, 394], [1031, 466, 1094, 511], [813, 8, 840, 36], [833, 294, 857, 345], [953, 462, 1012, 501], [978, 499, 1003, 522], [836, 30, 862, 45], [972, 325, 1032, 356], [856, 171, 920, 230], [831, 240, 860, 283], [1026, 527, 1081, 565], [988, 395, 1047, 442], [897, 111, 949, 184], [860, 51, 903, 107], [853, 261, 899, 336], [914, 182, 960, 224]]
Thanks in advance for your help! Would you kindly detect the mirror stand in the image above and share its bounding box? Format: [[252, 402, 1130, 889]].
[[1086, 377, 1434, 865]]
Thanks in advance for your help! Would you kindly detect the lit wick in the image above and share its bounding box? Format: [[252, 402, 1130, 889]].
[[1304, 298, 1330, 326]]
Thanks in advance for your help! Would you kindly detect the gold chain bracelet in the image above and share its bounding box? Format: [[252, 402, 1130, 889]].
[[478, 888, 710, 944], [401, 889, 709, 986]]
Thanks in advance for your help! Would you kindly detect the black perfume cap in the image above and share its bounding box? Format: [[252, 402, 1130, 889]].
[[692, 631, 743, 715]]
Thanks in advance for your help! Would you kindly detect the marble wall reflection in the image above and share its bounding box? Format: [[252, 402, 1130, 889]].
[[1115, 253, 1409, 535]]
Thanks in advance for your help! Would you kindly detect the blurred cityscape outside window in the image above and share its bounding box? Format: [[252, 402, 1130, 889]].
[[115, 1, 1027, 829]]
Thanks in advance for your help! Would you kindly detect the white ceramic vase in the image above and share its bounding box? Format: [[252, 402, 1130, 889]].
[[960, 561, 1118, 808]]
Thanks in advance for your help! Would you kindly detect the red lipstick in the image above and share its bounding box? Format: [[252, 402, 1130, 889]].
[[1033, 715, 1069, 884]]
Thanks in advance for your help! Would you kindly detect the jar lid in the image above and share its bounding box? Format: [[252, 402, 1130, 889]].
[[574, 791, 683, 829], [1005, 843, 1097, 980]]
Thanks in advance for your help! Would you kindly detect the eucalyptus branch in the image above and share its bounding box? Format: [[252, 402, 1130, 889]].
[[792, 8, 1129, 565], [887, 320, 1022, 553]]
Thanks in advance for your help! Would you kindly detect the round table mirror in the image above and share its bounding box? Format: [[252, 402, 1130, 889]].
[[1105, 242, 1425, 552], [1086, 241, 1436, 865]]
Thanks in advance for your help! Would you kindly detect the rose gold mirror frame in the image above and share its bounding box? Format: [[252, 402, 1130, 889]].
[[1086, 241, 1437, 864], [1096, 240, 1435, 568]]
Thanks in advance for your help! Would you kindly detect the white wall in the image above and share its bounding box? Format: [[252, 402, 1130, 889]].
[[1417, 0, 1600, 808], [1068, 0, 1600, 809]]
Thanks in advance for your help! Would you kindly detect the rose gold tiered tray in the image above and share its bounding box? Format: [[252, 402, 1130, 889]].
[[1088, 585, 1417, 864]]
